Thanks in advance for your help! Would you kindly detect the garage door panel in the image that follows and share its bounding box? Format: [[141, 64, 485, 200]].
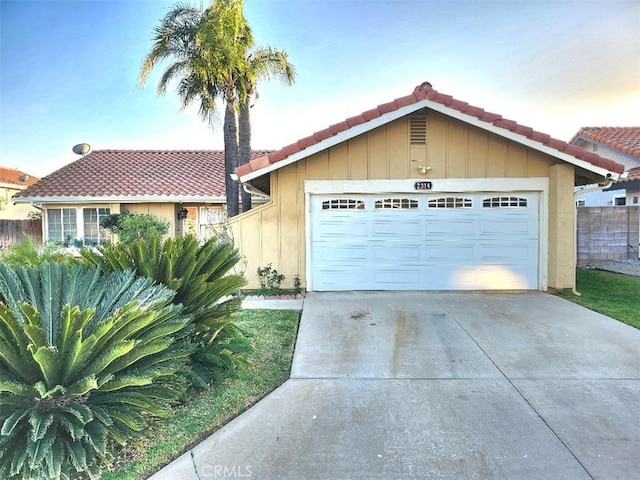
[[479, 218, 537, 236], [315, 219, 369, 237], [425, 243, 476, 261], [372, 244, 423, 261], [311, 192, 539, 291], [426, 218, 477, 236], [477, 242, 537, 262], [314, 243, 368, 262], [372, 269, 422, 288], [371, 219, 422, 236]]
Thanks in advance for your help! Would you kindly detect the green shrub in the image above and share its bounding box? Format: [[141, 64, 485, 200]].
[[257, 263, 285, 296], [100, 212, 169, 244], [0, 262, 193, 479], [81, 235, 249, 388], [0, 235, 75, 268]]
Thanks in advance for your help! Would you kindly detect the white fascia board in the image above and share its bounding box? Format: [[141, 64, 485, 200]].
[[424, 102, 621, 180], [239, 102, 428, 183], [241, 97, 620, 185], [13, 195, 227, 204]]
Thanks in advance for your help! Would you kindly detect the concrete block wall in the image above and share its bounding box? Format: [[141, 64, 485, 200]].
[[577, 206, 640, 266]]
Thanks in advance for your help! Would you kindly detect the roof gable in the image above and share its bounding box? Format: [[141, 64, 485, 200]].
[[14, 150, 270, 203], [236, 82, 625, 182]]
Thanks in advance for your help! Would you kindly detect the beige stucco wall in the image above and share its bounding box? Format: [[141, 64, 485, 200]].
[[3, 187, 39, 219], [231, 111, 575, 290]]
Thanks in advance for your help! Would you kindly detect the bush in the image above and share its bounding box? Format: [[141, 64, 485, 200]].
[[81, 235, 249, 388], [0, 262, 194, 479], [100, 212, 169, 244], [257, 263, 285, 296], [0, 235, 75, 268]]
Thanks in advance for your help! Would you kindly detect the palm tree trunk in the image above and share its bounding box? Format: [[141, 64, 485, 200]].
[[238, 99, 252, 212], [224, 100, 240, 218]]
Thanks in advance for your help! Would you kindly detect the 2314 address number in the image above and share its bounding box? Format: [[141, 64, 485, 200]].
[[414, 181, 433, 190]]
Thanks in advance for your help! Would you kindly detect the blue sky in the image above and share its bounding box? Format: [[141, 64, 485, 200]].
[[1, 0, 639, 178]]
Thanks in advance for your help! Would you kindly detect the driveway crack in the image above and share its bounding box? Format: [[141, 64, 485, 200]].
[[191, 450, 202, 480], [435, 299, 596, 480]]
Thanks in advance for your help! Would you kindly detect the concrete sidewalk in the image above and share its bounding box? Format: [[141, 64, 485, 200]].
[[150, 291, 640, 479]]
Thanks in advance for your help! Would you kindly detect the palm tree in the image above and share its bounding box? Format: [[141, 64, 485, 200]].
[[139, 0, 252, 217], [237, 47, 296, 211], [140, 1, 295, 216]]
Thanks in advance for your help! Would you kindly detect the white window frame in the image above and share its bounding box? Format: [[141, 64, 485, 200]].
[[45, 206, 111, 245]]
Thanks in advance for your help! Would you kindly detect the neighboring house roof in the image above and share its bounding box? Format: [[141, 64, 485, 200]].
[[570, 127, 640, 160], [0, 166, 39, 188], [13, 150, 271, 204], [236, 82, 624, 183], [617, 166, 640, 185]]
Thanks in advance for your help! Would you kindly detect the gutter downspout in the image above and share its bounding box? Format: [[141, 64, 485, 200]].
[[29, 202, 46, 244], [572, 179, 614, 296], [230, 173, 270, 199]]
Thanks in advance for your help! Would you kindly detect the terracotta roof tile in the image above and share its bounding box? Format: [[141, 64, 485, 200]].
[[570, 127, 640, 160], [613, 166, 640, 185], [237, 82, 626, 179], [0, 166, 39, 187], [14, 150, 270, 200]]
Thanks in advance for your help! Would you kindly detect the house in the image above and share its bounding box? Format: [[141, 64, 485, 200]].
[[571, 127, 640, 206], [12, 150, 269, 246], [230, 81, 624, 292], [0, 166, 39, 219]]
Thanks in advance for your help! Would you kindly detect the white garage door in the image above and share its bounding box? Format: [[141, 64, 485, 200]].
[[310, 193, 539, 291]]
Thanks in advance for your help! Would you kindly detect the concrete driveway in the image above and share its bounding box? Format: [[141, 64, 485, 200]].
[[151, 291, 640, 480]]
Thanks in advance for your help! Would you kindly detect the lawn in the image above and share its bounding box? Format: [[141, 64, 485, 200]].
[[102, 308, 300, 480], [556, 268, 640, 330]]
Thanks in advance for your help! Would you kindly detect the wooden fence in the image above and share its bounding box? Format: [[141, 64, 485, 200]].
[[0, 219, 43, 249]]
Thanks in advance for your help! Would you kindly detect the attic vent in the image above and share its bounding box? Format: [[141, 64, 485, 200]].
[[410, 111, 427, 145]]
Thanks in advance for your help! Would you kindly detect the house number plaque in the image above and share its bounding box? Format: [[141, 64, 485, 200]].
[[414, 181, 433, 190]]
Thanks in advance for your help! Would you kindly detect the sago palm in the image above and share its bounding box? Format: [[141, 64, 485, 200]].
[[0, 262, 193, 479], [81, 235, 249, 388]]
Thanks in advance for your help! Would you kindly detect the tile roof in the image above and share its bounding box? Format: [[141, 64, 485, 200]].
[[0, 166, 39, 187], [570, 127, 640, 160], [14, 150, 270, 200], [236, 82, 625, 180], [618, 166, 640, 184]]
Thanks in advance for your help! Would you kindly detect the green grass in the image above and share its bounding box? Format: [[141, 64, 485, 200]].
[[556, 268, 640, 329], [102, 309, 300, 480]]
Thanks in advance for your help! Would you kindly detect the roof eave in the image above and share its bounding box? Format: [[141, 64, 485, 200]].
[[238, 102, 428, 183], [12, 195, 228, 204], [240, 97, 623, 183], [424, 102, 622, 181]]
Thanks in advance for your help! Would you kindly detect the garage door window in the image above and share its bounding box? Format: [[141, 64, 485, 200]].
[[483, 196, 528, 208], [375, 198, 418, 209], [428, 197, 473, 209], [322, 199, 365, 210]]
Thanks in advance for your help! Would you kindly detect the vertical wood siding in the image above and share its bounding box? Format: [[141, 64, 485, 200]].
[[232, 111, 566, 289]]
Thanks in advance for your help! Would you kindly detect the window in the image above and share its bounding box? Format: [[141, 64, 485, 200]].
[[576, 199, 586, 207], [322, 199, 365, 210], [83, 208, 111, 245], [47, 208, 77, 243], [375, 198, 418, 209], [428, 197, 472, 209], [633, 196, 638, 205], [483, 197, 528, 208], [614, 196, 626, 206]]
